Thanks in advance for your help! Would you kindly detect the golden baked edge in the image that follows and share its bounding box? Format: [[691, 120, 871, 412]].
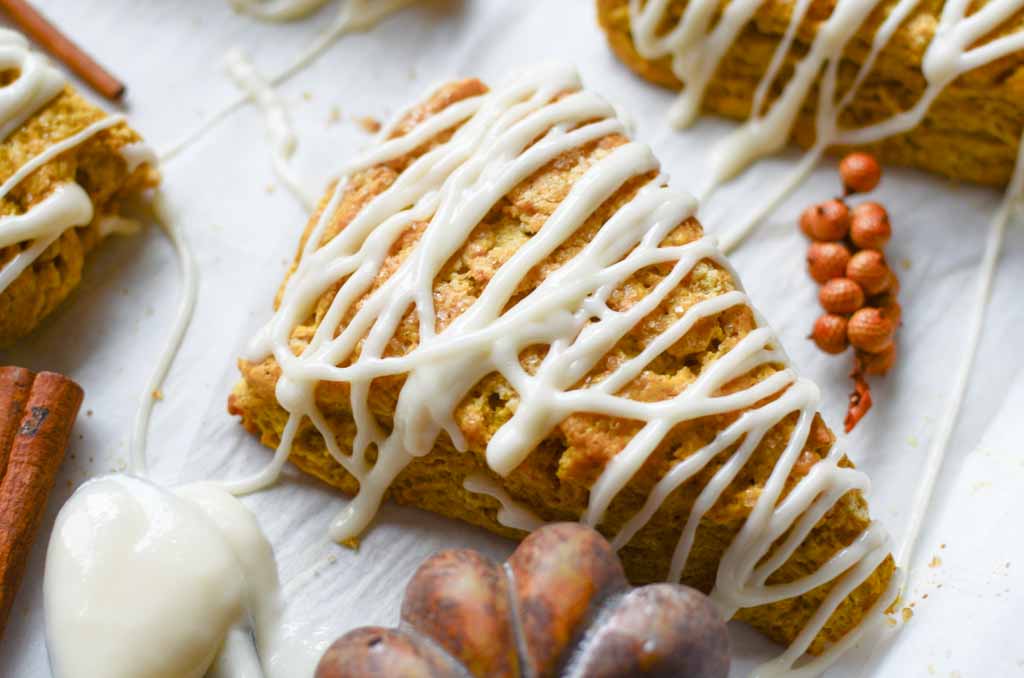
[[596, 0, 1024, 187], [229, 78, 895, 654], [0, 86, 160, 346]]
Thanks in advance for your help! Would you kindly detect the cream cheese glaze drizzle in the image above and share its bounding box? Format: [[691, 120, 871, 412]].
[[224, 48, 318, 210], [238, 63, 896, 675], [628, 0, 1024, 248], [230, 0, 332, 21]]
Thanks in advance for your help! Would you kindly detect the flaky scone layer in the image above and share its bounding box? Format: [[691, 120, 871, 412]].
[[0, 86, 159, 346], [598, 0, 1024, 187], [230, 78, 894, 653]]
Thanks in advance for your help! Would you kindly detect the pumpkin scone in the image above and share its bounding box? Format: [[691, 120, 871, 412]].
[[229, 66, 896, 670], [596, 0, 1024, 187], [0, 29, 158, 346]]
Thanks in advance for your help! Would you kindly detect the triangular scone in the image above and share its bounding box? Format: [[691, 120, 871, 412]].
[[230, 67, 895, 659], [0, 32, 158, 346]]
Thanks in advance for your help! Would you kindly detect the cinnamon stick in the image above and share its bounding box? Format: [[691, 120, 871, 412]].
[[0, 0, 125, 101], [0, 367, 83, 638]]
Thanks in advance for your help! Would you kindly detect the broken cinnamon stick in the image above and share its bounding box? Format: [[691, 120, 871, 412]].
[[0, 0, 125, 101], [0, 366, 83, 638]]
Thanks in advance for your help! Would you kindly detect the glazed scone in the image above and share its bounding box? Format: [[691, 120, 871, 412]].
[[229, 70, 895, 658], [0, 39, 158, 347], [597, 0, 1024, 187]]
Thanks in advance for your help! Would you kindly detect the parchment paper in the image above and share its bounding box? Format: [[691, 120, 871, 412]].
[[1, 1, 1022, 676]]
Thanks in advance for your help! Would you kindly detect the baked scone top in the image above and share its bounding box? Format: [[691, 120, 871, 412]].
[[240, 64, 895, 671]]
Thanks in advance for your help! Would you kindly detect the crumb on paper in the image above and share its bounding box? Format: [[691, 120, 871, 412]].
[[86, 409, 93, 417], [901, 258, 911, 270], [328, 106, 342, 125], [907, 435, 919, 448], [356, 116, 382, 134], [885, 615, 898, 627], [152, 389, 164, 401], [901, 607, 913, 622], [929, 555, 942, 568], [265, 184, 276, 194], [303, 91, 313, 101]]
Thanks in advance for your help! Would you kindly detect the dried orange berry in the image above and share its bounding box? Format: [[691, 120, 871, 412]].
[[860, 343, 897, 376], [884, 270, 901, 297], [800, 199, 850, 242], [880, 299, 902, 326], [850, 202, 891, 249], [846, 249, 890, 295], [819, 278, 865, 314], [847, 306, 895, 353], [811, 314, 850, 354], [807, 241, 851, 284], [839, 152, 882, 194]]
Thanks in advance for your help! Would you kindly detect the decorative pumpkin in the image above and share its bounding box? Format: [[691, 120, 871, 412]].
[[316, 523, 730, 678]]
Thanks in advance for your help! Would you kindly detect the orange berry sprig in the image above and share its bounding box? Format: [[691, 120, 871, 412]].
[[803, 152, 902, 432]]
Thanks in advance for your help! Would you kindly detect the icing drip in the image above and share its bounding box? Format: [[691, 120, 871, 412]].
[[230, 0, 331, 21], [159, 0, 416, 161], [128, 194, 198, 475], [237, 63, 895, 674], [463, 474, 545, 533], [224, 48, 318, 210], [629, 0, 1024, 248]]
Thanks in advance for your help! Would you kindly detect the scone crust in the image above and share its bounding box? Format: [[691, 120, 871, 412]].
[[0, 85, 159, 346], [230, 78, 895, 653], [597, 0, 1024, 187]]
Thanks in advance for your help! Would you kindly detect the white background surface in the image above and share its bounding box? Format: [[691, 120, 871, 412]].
[[1, 1, 1022, 676]]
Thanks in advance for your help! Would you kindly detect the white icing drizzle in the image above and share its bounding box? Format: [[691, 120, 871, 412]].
[[897, 127, 1024, 577], [0, 113, 129, 294], [128, 193, 198, 476], [119, 140, 158, 173], [0, 29, 64, 139], [159, 0, 416, 161], [230, 0, 330, 21], [224, 48, 318, 210], [236, 63, 895, 673], [463, 473, 545, 533], [629, 0, 1024, 249]]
